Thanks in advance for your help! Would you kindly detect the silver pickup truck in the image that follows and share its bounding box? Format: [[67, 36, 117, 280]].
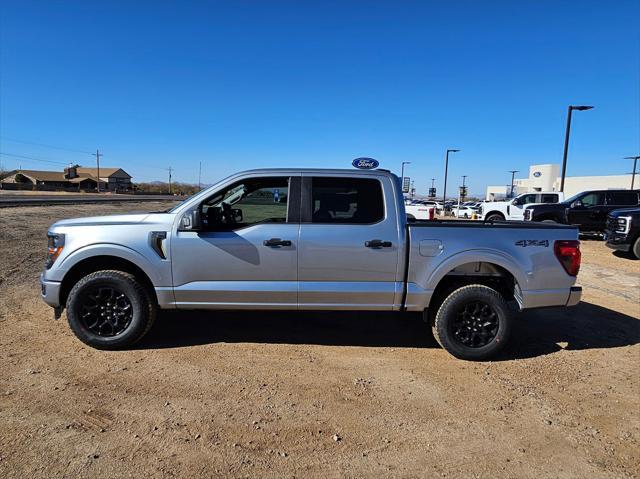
[[41, 168, 582, 360]]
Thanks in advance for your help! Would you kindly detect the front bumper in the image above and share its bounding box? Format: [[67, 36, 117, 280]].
[[604, 231, 632, 252], [40, 273, 62, 308]]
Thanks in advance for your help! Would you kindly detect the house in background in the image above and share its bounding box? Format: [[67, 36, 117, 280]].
[[1, 166, 132, 192], [75, 167, 132, 191]]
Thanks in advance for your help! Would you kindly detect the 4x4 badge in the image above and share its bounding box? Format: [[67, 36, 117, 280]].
[[515, 239, 549, 247]]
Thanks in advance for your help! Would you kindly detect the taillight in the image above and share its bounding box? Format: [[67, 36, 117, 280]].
[[554, 240, 581, 276], [429, 207, 435, 220]]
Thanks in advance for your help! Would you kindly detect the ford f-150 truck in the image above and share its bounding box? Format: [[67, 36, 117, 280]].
[[41, 168, 582, 360]]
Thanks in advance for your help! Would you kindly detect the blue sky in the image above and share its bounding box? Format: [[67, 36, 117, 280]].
[[1, 1, 638, 196]]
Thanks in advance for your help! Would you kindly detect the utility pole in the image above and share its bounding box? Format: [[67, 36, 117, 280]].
[[443, 149, 460, 215], [508, 170, 519, 198], [198, 161, 202, 191], [93, 149, 101, 192], [560, 105, 594, 192], [167, 167, 173, 195], [624, 156, 639, 189]]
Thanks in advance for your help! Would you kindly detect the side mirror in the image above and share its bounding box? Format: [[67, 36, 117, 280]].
[[512, 198, 520, 206], [571, 200, 583, 208], [179, 209, 202, 231]]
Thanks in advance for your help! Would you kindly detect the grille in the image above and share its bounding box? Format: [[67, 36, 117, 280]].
[[606, 216, 618, 232]]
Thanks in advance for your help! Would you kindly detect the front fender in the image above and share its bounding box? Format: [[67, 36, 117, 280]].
[[49, 243, 170, 286]]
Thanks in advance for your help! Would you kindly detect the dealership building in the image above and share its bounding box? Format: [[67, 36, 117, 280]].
[[485, 163, 636, 200]]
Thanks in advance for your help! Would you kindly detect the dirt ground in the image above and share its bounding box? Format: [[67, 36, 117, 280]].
[[1, 202, 638, 478]]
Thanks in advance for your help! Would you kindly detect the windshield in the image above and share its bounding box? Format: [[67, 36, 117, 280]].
[[167, 192, 200, 213], [563, 192, 583, 204]]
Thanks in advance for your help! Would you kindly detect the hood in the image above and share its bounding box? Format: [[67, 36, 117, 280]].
[[609, 207, 640, 217], [51, 213, 151, 228]]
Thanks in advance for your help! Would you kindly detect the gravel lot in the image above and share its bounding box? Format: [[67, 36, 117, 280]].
[[1, 202, 638, 478]]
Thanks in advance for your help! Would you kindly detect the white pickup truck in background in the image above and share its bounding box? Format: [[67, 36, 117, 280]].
[[404, 199, 435, 220], [479, 192, 565, 221]]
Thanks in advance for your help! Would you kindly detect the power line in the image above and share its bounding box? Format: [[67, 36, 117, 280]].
[[0, 152, 69, 166], [0, 137, 93, 155]]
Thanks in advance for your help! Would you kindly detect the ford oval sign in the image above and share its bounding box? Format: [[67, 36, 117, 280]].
[[352, 157, 379, 169], [533, 171, 542, 178]]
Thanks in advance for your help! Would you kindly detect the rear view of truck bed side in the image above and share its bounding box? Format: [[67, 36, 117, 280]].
[[405, 221, 581, 311], [403, 220, 582, 313], [398, 219, 581, 359]]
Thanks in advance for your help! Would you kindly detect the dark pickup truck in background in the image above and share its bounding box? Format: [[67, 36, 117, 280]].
[[524, 189, 640, 233], [605, 207, 640, 259]]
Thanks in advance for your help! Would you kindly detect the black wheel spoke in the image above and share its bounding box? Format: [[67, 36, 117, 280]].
[[451, 300, 500, 348], [78, 285, 133, 337]]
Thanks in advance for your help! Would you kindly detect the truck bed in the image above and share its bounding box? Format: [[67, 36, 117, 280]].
[[403, 219, 580, 312], [408, 218, 575, 229]]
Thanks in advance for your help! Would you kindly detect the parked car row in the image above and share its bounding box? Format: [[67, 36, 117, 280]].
[[404, 190, 639, 259], [479, 192, 564, 221], [523, 189, 640, 259]]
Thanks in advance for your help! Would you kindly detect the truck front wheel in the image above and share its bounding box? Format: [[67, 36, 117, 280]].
[[431, 285, 511, 360], [485, 213, 505, 222], [66, 270, 157, 350], [633, 236, 640, 259]]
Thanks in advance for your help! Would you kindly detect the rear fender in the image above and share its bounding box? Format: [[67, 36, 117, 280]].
[[426, 249, 527, 292]]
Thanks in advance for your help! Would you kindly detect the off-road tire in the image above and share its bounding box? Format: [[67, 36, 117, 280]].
[[485, 213, 505, 222], [66, 270, 157, 350], [633, 236, 640, 260], [431, 284, 511, 360]]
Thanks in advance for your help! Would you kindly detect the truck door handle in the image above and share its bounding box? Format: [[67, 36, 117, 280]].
[[263, 238, 292, 247], [365, 239, 392, 248]]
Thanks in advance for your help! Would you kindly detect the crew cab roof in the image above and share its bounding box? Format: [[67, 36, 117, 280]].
[[227, 168, 399, 178]]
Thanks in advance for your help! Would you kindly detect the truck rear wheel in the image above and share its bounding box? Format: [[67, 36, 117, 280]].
[[431, 284, 511, 360], [66, 270, 156, 350]]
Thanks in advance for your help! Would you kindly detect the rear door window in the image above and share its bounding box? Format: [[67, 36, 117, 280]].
[[541, 194, 558, 203], [311, 177, 384, 224], [606, 191, 639, 206]]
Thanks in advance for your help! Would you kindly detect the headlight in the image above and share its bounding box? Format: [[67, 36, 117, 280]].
[[615, 217, 631, 234], [45, 233, 65, 269]]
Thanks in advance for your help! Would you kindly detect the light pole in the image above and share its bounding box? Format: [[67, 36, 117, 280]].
[[508, 170, 519, 198], [624, 156, 639, 189], [443, 149, 460, 213], [401, 161, 410, 181], [400, 161, 411, 195], [560, 105, 594, 192]]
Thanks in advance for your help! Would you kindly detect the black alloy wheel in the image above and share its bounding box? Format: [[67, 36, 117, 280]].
[[66, 270, 157, 349], [451, 300, 499, 348], [79, 286, 133, 337], [431, 284, 511, 360]]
